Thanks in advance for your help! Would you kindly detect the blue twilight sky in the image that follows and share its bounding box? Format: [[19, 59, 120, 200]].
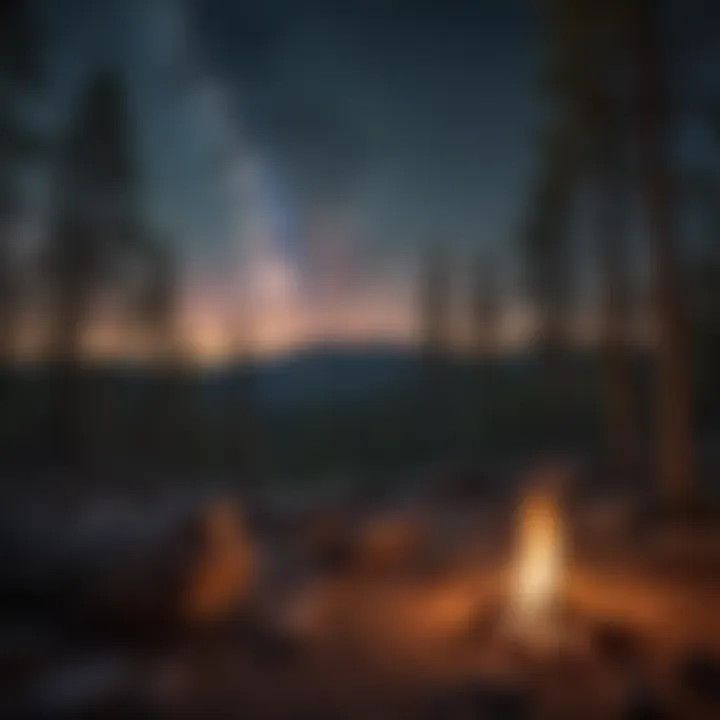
[[22, 0, 720, 357]]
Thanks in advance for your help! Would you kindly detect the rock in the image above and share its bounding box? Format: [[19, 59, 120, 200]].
[[0, 622, 59, 694], [590, 620, 643, 668], [619, 691, 668, 720], [677, 651, 720, 707], [428, 679, 529, 720], [608, 664, 668, 720], [468, 683, 529, 719], [302, 510, 356, 573], [244, 620, 302, 666], [177, 500, 254, 625], [15, 656, 136, 719]]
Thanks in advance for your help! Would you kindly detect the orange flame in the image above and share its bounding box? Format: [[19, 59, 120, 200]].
[[510, 486, 564, 638]]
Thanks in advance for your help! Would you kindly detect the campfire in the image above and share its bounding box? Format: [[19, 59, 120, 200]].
[[507, 483, 566, 646]]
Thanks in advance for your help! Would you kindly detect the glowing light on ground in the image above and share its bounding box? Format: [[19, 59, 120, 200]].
[[508, 484, 565, 645]]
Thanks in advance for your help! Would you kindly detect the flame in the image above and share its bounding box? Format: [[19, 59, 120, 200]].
[[509, 486, 564, 637]]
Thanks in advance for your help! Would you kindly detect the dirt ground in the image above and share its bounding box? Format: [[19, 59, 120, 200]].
[[2, 495, 720, 718]]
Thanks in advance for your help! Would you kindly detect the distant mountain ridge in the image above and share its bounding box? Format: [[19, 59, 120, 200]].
[[206, 344, 428, 411]]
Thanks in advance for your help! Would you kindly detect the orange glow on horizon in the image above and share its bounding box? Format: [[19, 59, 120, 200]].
[[5, 277, 651, 366]]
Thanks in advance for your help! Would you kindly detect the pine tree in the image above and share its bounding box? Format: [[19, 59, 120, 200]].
[[624, 0, 695, 508], [46, 69, 140, 475], [0, 0, 46, 358]]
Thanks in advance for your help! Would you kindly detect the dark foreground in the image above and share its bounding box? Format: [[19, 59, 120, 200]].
[[2, 483, 720, 719]]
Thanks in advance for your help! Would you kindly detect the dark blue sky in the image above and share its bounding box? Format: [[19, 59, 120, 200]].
[[26, 0, 720, 356], [37, 1, 536, 259]]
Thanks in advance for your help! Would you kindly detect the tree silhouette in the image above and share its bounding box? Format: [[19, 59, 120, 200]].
[[583, 2, 640, 486], [0, 0, 46, 360], [521, 115, 582, 452], [624, 0, 696, 508], [126, 231, 197, 475], [687, 100, 720, 424], [0, 1, 42, 88], [522, 120, 579, 361], [419, 241, 452, 458], [48, 70, 139, 360], [127, 231, 180, 362], [527, 0, 698, 505], [527, 0, 641, 475], [45, 69, 141, 475], [421, 242, 451, 359], [472, 250, 500, 358], [470, 249, 502, 457]]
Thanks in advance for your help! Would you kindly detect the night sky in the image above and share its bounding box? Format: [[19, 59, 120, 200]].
[[28, 0, 720, 359]]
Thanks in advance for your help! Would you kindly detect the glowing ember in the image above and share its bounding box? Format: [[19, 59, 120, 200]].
[[508, 485, 565, 642]]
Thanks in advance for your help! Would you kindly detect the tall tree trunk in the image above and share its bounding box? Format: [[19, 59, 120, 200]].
[[527, 121, 581, 451], [596, 105, 639, 487], [51, 261, 90, 478], [420, 243, 451, 459], [627, 0, 694, 507], [473, 251, 500, 358]]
